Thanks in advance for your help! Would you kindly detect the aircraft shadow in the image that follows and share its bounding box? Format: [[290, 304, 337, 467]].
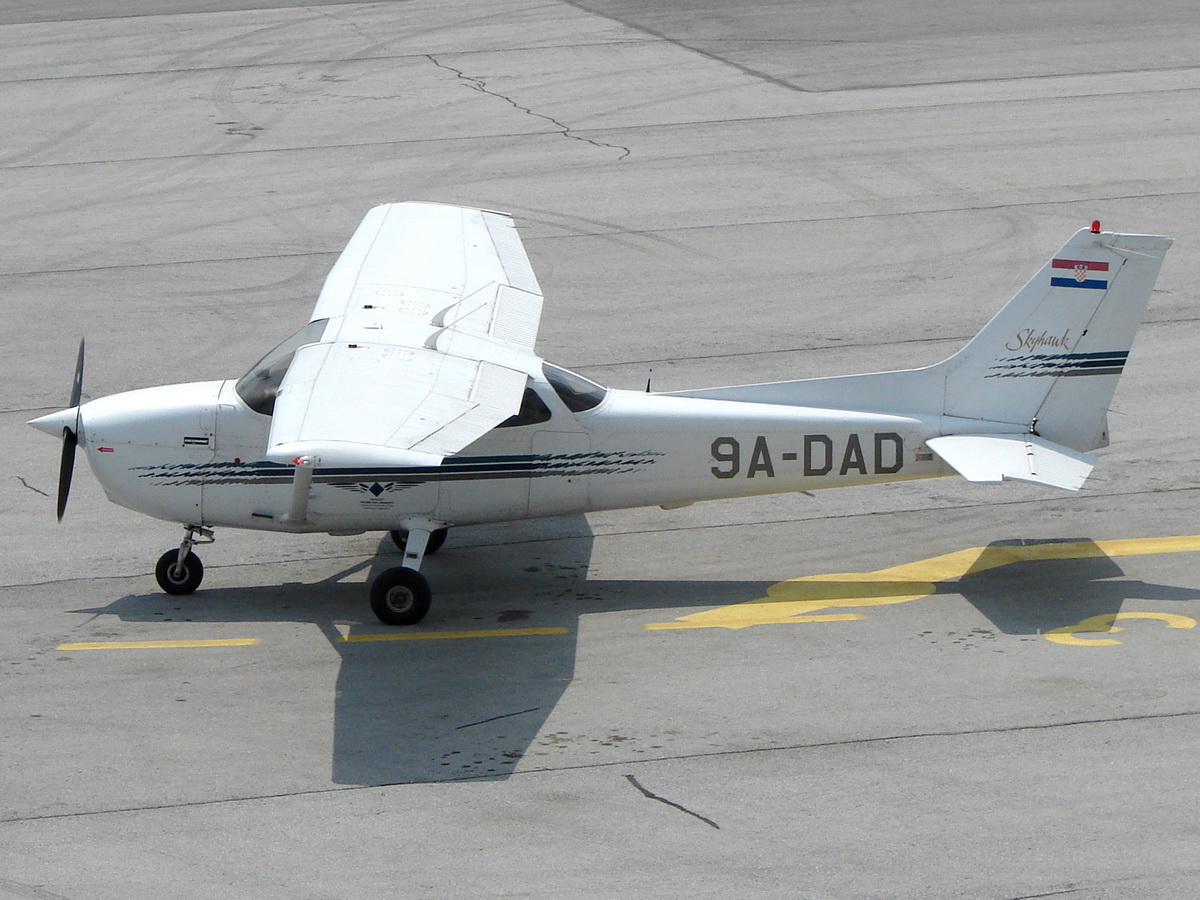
[[948, 538, 1200, 635], [77, 532, 1199, 786], [79, 516, 767, 787]]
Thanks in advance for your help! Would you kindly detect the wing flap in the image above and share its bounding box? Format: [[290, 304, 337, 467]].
[[489, 285, 542, 349], [410, 364, 528, 454], [928, 434, 1095, 491]]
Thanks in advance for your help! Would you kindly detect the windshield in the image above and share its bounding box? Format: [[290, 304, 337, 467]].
[[543, 362, 607, 412], [235, 318, 329, 416]]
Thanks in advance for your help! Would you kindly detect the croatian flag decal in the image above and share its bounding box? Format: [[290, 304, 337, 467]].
[[1051, 258, 1110, 290]]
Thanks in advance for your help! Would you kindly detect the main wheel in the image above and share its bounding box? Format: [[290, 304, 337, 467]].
[[155, 549, 204, 595], [370, 567, 432, 626], [389, 527, 448, 555]]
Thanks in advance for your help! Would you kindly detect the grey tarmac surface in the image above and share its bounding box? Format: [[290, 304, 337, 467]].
[[2, 1, 1199, 897]]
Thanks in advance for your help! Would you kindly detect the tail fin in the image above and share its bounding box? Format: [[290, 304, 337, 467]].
[[668, 225, 1172, 455], [935, 226, 1172, 451]]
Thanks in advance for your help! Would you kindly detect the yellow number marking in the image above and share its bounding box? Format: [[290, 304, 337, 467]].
[[1043, 612, 1196, 647]]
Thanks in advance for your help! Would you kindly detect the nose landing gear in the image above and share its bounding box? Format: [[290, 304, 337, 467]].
[[154, 525, 214, 595]]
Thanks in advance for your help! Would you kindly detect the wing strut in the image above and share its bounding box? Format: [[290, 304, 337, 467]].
[[281, 455, 316, 525]]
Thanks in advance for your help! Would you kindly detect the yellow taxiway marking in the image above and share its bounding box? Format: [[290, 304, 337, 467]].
[[57, 638, 260, 651], [1044, 612, 1196, 647], [338, 627, 570, 643], [646, 534, 1200, 636]]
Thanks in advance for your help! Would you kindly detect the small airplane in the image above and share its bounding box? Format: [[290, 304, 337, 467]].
[[29, 203, 1173, 625]]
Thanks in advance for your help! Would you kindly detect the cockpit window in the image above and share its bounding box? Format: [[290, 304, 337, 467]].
[[497, 387, 552, 428], [235, 318, 329, 416], [543, 362, 607, 413]]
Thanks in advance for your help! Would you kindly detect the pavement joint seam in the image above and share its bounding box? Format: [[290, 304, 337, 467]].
[[3, 707, 1194, 826], [0, 40, 659, 89], [4, 188, 1198, 279]]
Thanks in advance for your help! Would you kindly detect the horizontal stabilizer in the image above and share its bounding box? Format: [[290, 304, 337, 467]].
[[927, 434, 1096, 492]]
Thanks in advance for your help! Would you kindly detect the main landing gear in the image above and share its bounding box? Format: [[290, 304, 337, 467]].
[[150, 522, 448, 626], [371, 521, 445, 626], [389, 527, 447, 556]]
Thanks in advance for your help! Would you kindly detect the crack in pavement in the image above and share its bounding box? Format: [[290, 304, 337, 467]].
[[426, 54, 630, 160], [625, 773, 720, 829], [14, 476, 49, 498]]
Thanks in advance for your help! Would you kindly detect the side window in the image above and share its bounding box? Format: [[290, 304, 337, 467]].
[[497, 388, 552, 428], [543, 363, 607, 412]]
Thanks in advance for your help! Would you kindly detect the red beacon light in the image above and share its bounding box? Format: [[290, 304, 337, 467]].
[[1091, 220, 1101, 234]]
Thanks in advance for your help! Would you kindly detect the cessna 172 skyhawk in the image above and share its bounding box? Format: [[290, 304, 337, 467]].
[[29, 203, 1172, 625]]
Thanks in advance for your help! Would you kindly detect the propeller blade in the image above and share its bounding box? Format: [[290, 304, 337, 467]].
[[56, 426, 78, 522], [57, 337, 85, 520], [69, 337, 85, 409]]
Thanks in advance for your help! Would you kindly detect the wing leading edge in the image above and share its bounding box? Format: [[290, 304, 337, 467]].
[[266, 203, 544, 467]]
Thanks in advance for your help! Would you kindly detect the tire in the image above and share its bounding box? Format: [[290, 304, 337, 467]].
[[155, 549, 204, 595], [370, 567, 432, 626], [388, 527, 448, 555]]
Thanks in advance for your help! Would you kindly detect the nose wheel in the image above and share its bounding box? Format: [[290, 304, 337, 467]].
[[155, 549, 204, 594], [154, 525, 213, 595]]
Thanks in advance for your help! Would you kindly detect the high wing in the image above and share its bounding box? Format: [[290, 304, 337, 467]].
[[265, 202, 544, 467]]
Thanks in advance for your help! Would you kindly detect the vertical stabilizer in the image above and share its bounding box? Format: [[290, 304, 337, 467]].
[[937, 228, 1172, 450]]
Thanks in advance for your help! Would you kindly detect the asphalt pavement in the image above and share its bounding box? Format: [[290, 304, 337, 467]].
[[2, 1, 1199, 897]]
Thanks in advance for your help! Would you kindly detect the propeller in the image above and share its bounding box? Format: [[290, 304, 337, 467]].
[[27, 338, 88, 519], [53, 339, 85, 520]]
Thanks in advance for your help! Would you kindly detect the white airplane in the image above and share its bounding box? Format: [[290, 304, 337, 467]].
[[29, 203, 1172, 626]]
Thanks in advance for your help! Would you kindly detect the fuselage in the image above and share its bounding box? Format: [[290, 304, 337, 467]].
[[70, 362, 955, 535]]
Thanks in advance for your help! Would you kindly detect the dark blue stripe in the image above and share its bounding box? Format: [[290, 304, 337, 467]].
[[135, 452, 661, 487], [1051, 277, 1108, 290]]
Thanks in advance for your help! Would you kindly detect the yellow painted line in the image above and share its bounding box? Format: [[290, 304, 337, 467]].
[[339, 626, 570, 643], [57, 638, 260, 650], [1044, 612, 1196, 647], [646, 534, 1200, 632]]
